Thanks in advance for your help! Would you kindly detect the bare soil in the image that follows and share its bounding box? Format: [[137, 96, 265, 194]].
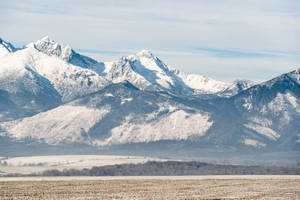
[[0, 177, 299, 199]]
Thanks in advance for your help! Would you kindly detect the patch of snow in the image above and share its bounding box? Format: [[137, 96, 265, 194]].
[[260, 105, 267, 114], [120, 97, 133, 105], [244, 123, 280, 141], [103, 61, 113, 73], [243, 102, 253, 110], [105, 93, 114, 97], [244, 139, 266, 147], [268, 92, 300, 114], [248, 117, 272, 127]]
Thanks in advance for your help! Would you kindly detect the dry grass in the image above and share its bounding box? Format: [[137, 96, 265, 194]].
[[0, 178, 299, 199]]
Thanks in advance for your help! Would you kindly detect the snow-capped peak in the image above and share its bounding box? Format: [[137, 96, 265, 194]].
[[105, 49, 194, 93], [39, 35, 51, 42], [130, 50, 170, 72], [287, 68, 300, 84], [127, 50, 157, 63], [105, 49, 244, 95], [256, 68, 300, 91], [31, 36, 73, 61], [136, 49, 155, 58]]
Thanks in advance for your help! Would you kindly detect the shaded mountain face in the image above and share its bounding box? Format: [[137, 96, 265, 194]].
[[2, 82, 213, 146], [0, 36, 299, 161], [230, 69, 300, 150], [0, 66, 62, 122]]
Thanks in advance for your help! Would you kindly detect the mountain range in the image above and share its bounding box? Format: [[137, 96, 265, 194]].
[[0, 36, 299, 163]]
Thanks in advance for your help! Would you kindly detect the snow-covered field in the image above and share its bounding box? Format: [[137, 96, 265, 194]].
[[0, 155, 165, 175], [0, 176, 299, 200]]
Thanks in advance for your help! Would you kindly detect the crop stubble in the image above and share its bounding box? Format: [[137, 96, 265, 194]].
[[0, 178, 299, 200]]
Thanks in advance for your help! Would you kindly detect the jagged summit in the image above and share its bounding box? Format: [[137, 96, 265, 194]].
[[31, 36, 73, 60], [287, 68, 300, 84], [135, 49, 155, 58], [127, 50, 159, 64], [37, 35, 51, 43], [256, 68, 300, 90], [27, 36, 105, 74], [1, 36, 254, 97]]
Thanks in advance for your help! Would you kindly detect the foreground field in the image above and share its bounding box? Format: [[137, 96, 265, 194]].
[[0, 176, 299, 200]]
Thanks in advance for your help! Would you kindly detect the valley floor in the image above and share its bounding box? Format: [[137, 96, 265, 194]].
[[0, 155, 165, 175], [0, 176, 300, 199]]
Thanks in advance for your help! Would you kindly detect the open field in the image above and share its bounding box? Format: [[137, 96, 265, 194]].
[[0, 176, 300, 199]]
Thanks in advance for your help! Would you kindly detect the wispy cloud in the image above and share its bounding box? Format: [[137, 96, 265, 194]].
[[1, 0, 299, 81], [192, 48, 277, 58]]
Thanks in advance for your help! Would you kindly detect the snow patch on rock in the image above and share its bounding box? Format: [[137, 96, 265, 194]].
[[4, 105, 110, 145], [268, 92, 300, 114], [245, 123, 280, 141], [95, 110, 212, 146], [121, 97, 133, 105], [244, 139, 266, 147]]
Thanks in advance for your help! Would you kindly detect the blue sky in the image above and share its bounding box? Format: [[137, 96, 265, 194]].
[[1, 0, 299, 81]]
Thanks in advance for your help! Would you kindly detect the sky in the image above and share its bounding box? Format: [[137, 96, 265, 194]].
[[1, 0, 300, 82]]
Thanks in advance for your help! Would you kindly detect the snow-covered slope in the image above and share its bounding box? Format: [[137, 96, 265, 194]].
[[231, 69, 300, 148], [0, 37, 110, 115], [0, 39, 62, 121], [23, 47, 108, 101], [176, 72, 231, 94], [1, 82, 213, 146], [3, 104, 110, 144]]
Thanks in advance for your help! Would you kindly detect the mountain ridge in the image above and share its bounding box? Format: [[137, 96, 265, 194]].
[[0, 36, 299, 162]]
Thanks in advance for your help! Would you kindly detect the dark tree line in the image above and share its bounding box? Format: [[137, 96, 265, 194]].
[[29, 161, 300, 176]]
